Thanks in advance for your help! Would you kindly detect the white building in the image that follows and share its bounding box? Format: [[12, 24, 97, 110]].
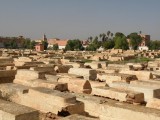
[[48, 38, 68, 49]]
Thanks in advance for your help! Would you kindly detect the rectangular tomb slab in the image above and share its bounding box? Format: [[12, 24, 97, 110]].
[[16, 87, 84, 114], [0, 83, 29, 100], [109, 81, 160, 101], [92, 86, 144, 103], [119, 70, 153, 80], [73, 93, 160, 120], [68, 68, 97, 80], [130, 80, 160, 88], [97, 73, 137, 83], [58, 78, 92, 94], [0, 99, 39, 120], [0, 70, 17, 83], [15, 69, 46, 81], [14, 79, 68, 92], [0, 70, 16, 78], [56, 73, 83, 79], [100, 101, 160, 120], [29, 87, 76, 104]]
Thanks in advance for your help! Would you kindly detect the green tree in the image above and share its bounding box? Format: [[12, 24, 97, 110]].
[[12, 40, 18, 49], [53, 43, 59, 50], [30, 40, 36, 49], [42, 41, 48, 50], [65, 39, 84, 51], [65, 40, 74, 51], [139, 31, 142, 34], [86, 44, 97, 51], [115, 32, 125, 38], [103, 40, 115, 49], [88, 36, 93, 43], [8, 40, 18, 49], [107, 31, 111, 37], [111, 33, 114, 37], [22, 39, 31, 49], [149, 40, 160, 50], [86, 38, 102, 51], [127, 33, 142, 50], [101, 33, 106, 42], [114, 32, 129, 50], [4, 42, 10, 48], [93, 38, 101, 48]]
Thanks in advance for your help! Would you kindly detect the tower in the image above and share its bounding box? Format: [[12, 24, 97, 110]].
[[43, 34, 47, 42]]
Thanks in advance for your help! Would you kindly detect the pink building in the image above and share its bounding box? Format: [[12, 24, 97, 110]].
[[139, 34, 150, 47], [35, 43, 44, 51]]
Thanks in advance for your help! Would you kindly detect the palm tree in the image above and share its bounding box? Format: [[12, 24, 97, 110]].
[[102, 33, 106, 42], [110, 33, 114, 39], [139, 31, 142, 34], [88, 36, 93, 43], [99, 34, 103, 41], [105, 37, 108, 41], [107, 31, 111, 37], [111, 33, 113, 37]]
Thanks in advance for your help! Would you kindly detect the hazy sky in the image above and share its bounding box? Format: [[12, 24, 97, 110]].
[[0, 0, 159, 40]]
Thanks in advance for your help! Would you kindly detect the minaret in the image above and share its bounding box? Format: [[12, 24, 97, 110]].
[[43, 34, 47, 42]]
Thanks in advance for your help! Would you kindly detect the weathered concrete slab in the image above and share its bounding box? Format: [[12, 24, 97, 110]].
[[0, 99, 39, 120]]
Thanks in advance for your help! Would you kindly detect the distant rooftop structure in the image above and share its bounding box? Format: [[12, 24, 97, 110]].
[[35, 43, 44, 51], [138, 34, 150, 51], [127, 34, 150, 50], [48, 38, 68, 49]]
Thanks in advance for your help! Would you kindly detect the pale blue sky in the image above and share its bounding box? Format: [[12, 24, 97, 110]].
[[0, 0, 159, 40]]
